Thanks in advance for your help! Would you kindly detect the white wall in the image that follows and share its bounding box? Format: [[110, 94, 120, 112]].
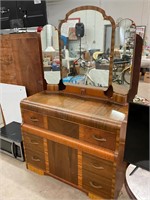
[[60, 10, 110, 51], [46, 0, 150, 45], [101, 0, 150, 45], [46, 0, 101, 26]]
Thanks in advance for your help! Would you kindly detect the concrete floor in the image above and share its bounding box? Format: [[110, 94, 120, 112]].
[[0, 153, 130, 200], [137, 80, 150, 101], [0, 80, 149, 200]]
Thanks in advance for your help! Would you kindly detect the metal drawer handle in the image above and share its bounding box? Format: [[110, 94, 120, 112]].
[[30, 117, 39, 122], [92, 135, 106, 142], [89, 181, 102, 189], [30, 140, 39, 145], [91, 163, 104, 170], [31, 156, 40, 162]]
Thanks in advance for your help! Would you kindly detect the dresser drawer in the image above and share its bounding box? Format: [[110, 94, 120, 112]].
[[23, 132, 44, 153], [25, 150, 45, 170], [82, 169, 112, 199], [22, 110, 45, 128], [82, 153, 114, 178], [80, 125, 117, 151], [47, 116, 79, 139]]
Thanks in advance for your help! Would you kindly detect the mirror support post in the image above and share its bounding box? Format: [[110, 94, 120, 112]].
[[127, 34, 143, 102], [104, 85, 113, 98]]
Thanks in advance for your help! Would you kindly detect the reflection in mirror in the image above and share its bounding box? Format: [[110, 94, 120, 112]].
[[40, 24, 60, 84], [59, 8, 115, 89], [113, 18, 136, 94]]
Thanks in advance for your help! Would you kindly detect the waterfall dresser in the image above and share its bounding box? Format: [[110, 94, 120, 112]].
[[20, 90, 128, 199]]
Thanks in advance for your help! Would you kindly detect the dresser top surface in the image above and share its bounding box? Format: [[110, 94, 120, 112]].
[[21, 91, 128, 124]]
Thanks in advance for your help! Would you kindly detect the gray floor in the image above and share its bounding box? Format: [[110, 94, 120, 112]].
[[137, 80, 150, 100], [0, 153, 130, 200], [0, 80, 149, 200]]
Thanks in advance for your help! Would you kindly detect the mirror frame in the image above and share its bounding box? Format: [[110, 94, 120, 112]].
[[58, 6, 115, 95], [113, 18, 143, 102], [46, 6, 143, 105], [112, 19, 136, 94], [127, 34, 143, 102]]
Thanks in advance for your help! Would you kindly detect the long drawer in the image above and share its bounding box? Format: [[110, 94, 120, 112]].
[[80, 125, 118, 151], [23, 132, 45, 170], [82, 169, 112, 199], [22, 110, 46, 129], [23, 132, 44, 153], [22, 110, 79, 139], [25, 149, 45, 170], [82, 153, 114, 178]]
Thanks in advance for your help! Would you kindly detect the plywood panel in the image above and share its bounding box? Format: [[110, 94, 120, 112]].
[[0, 83, 27, 124]]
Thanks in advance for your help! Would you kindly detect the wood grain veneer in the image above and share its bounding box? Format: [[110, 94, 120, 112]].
[[27, 164, 44, 175], [0, 33, 46, 96], [61, 84, 128, 105], [25, 149, 45, 170], [21, 110, 47, 129], [21, 91, 128, 200], [23, 132, 44, 153], [82, 153, 114, 178], [22, 124, 115, 162], [48, 140, 78, 185], [21, 91, 128, 131], [47, 116, 79, 139], [82, 169, 112, 198], [80, 125, 118, 151], [78, 151, 83, 189]]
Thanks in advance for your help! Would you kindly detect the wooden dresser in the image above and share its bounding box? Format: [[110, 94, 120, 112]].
[[21, 91, 128, 199], [0, 33, 46, 96]]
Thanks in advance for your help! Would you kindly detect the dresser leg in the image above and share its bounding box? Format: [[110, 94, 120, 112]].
[[27, 163, 44, 175], [88, 193, 103, 200]]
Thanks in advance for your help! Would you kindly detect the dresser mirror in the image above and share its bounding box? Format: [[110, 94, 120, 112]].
[[42, 6, 143, 104], [40, 24, 60, 84], [113, 18, 136, 95], [58, 6, 115, 91]]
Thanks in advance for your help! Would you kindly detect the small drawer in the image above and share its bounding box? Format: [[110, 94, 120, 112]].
[[23, 132, 44, 153], [22, 110, 45, 128], [47, 116, 79, 139], [25, 150, 45, 170], [82, 153, 114, 178], [82, 170, 112, 199], [80, 125, 117, 151]]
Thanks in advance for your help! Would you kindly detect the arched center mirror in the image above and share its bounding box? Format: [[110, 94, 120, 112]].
[[113, 18, 136, 95], [58, 6, 115, 92], [40, 6, 143, 105], [40, 24, 60, 85]]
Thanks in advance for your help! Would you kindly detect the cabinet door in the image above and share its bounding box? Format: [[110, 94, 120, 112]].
[[48, 140, 78, 185]]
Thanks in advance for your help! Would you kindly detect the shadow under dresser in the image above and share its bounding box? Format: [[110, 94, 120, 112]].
[[20, 91, 128, 200]]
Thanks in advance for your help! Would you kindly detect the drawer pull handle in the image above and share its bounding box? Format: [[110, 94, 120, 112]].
[[30, 140, 39, 145], [92, 135, 106, 142], [91, 164, 104, 170], [31, 156, 40, 162], [89, 181, 102, 189], [30, 117, 39, 122]]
